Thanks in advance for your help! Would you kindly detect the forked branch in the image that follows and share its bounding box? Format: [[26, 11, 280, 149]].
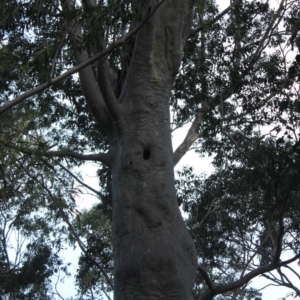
[[62, 0, 117, 125]]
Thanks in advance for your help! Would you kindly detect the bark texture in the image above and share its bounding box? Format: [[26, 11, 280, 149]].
[[110, 1, 197, 299]]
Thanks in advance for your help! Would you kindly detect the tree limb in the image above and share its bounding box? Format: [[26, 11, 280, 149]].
[[2, 141, 112, 167], [277, 268, 300, 295], [262, 269, 300, 296], [273, 201, 288, 264], [283, 265, 300, 281], [80, 0, 121, 117], [191, 196, 217, 231], [172, 87, 237, 166], [62, 0, 112, 127], [45, 188, 115, 290], [97, 57, 122, 123], [198, 265, 216, 291], [198, 254, 300, 300], [173, 112, 204, 166], [50, 31, 67, 78]]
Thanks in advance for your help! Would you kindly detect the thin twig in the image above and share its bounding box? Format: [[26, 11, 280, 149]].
[[191, 196, 217, 231], [54, 269, 65, 300], [57, 161, 100, 195]]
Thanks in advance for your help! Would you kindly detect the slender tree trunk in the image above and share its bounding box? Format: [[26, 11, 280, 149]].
[[110, 1, 197, 299]]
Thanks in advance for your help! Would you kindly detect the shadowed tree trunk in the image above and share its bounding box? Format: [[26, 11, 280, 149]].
[[108, 1, 197, 299]]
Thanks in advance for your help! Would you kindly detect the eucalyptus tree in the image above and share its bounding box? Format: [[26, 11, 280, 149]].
[[1, 0, 300, 299]]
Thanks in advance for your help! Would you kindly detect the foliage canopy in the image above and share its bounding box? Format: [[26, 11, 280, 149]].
[[0, 0, 300, 299]]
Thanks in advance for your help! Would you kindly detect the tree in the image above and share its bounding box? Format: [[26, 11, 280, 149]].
[[0, 0, 300, 299]]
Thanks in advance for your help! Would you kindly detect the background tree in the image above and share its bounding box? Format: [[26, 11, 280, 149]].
[[1, 0, 300, 299]]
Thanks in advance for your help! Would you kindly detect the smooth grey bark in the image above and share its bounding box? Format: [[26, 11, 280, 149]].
[[108, 1, 197, 299]]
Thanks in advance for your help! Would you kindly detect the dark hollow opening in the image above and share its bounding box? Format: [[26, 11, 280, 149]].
[[143, 148, 151, 160]]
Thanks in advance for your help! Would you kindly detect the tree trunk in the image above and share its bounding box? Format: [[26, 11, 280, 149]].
[[110, 1, 197, 299]]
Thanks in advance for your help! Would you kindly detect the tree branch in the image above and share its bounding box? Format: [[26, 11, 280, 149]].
[[173, 112, 204, 166], [277, 268, 299, 294], [256, 283, 279, 292], [75, 51, 112, 128], [50, 31, 67, 78], [97, 57, 122, 123], [273, 201, 288, 264], [249, 0, 286, 66], [191, 0, 243, 36], [2, 141, 112, 167], [0, 0, 166, 116], [79, 0, 121, 121], [283, 265, 300, 281], [191, 196, 217, 231], [62, 0, 112, 127], [262, 268, 300, 296], [198, 255, 300, 300], [221, 129, 263, 168], [173, 89, 236, 167], [198, 265, 216, 291]]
